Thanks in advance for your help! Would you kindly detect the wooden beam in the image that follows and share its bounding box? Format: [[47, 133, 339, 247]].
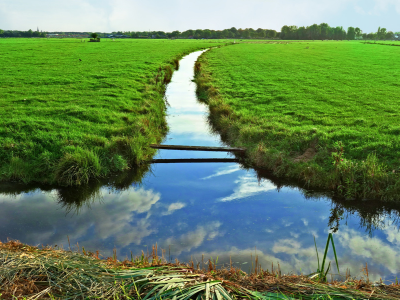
[[150, 144, 246, 152], [150, 158, 239, 163]]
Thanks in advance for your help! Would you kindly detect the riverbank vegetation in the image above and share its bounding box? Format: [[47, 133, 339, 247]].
[[195, 41, 400, 200], [2, 240, 400, 299], [0, 38, 226, 185]]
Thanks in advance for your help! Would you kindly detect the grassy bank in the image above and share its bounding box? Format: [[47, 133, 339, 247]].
[[195, 41, 400, 201], [2, 240, 399, 300], [0, 39, 227, 185]]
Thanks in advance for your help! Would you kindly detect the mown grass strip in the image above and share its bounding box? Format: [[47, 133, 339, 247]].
[[195, 41, 400, 200]]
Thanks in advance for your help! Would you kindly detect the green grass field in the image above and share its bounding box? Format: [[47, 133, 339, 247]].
[[0, 38, 226, 185], [195, 41, 400, 200]]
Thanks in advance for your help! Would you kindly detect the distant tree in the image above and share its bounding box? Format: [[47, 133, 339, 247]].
[[246, 28, 255, 38], [211, 30, 219, 39], [386, 31, 395, 40], [220, 29, 229, 38], [297, 26, 306, 39], [333, 26, 346, 39], [362, 33, 367, 39], [170, 30, 180, 38], [280, 25, 290, 39], [242, 29, 250, 39], [203, 29, 211, 38], [181, 29, 193, 38], [377, 27, 387, 39], [0, 29, 3, 36], [91, 32, 98, 39], [256, 28, 265, 38], [355, 27, 362, 39], [347, 27, 356, 40], [320, 23, 330, 39], [266, 29, 277, 38], [308, 24, 321, 39], [194, 29, 203, 38], [229, 27, 238, 36]]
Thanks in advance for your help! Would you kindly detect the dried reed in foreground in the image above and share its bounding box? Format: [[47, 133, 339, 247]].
[[1, 240, 400, 299]]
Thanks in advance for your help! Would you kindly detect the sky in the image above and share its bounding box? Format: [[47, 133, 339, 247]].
[[0, 0, 399, 33]]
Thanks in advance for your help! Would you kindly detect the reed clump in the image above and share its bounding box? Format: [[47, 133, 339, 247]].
[[2, 240, 400, 300]]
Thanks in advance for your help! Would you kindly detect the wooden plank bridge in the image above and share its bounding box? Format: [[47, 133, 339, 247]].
[[150, 144, 246, 153], [151, 158, 239, 163], [149, 144, 245, 164]]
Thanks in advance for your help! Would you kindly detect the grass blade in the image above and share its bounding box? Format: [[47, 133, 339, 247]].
[[329, 234, 340, 274], [313, 235, 320, 272], [320, 233, 332, 277]]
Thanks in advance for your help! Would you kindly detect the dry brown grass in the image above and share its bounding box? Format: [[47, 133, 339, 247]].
[[2, 240, 400, 299]]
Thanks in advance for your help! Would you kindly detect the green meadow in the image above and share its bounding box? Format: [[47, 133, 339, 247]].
[[0, 38, 225, 185], [196, 41, 400, 200]]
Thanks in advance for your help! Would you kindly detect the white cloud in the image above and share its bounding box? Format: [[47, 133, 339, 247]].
[[354, 5, 366, 15], [373, 0, 400, 14], [290, 232, 300, 238], [0, 0, 110, 32], [1, 0, 397, 33], [189, 247, 299, 275], [219, 174, 276, 202], [162, 202, 186, 215], [308, 230, 319, 239], [337, 228, 400, 275], [272, 239, 315, 257], [163, 222, 223, 255], [202, 165, 241, 180], [0, 187, 160, 249], [383, 226, 400, 246], [282, 220, 293, 227]]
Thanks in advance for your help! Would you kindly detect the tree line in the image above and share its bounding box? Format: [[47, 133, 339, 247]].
[[0, 29, 46, 38], [124, 28, 278, 39], [280, 23, 398, 40], [1, 25, 398, 40], [118, 25, 398, 40]]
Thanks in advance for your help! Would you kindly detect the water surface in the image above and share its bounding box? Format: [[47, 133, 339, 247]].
[[2, 50, 400, 283]]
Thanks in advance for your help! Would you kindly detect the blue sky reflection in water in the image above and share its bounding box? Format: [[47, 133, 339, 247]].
[[1, 51, 400, 283]]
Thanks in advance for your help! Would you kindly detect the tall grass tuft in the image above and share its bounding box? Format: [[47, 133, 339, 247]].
[[173, 57, 180, 70], [163, 65, 174, 84], [55, 147, 102, 185], [311, 233, 339, 282]]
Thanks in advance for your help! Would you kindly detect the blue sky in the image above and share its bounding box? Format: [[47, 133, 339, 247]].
[[0, 0, 399, 34]]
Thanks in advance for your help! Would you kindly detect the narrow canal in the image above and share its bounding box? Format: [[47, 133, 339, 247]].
[[1, 50, 400, 283]]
